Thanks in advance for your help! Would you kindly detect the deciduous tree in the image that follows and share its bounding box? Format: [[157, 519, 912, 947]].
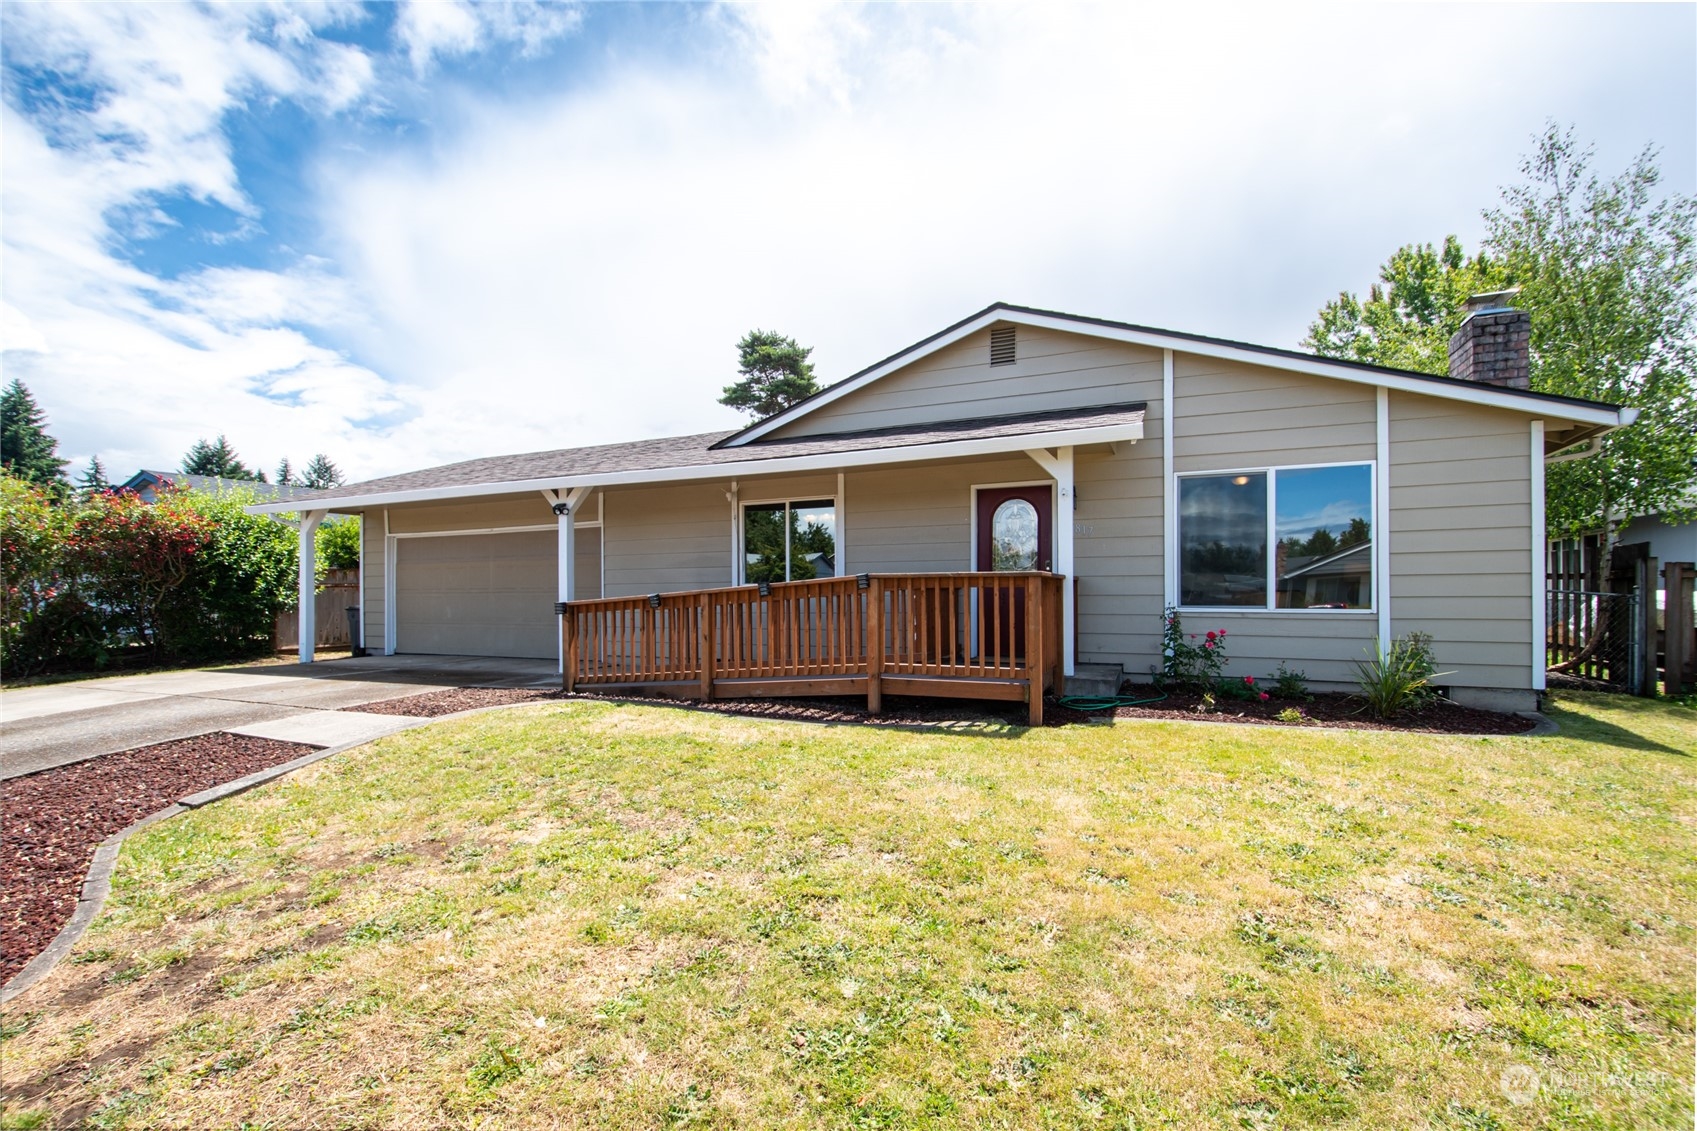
[[1305, 124, 1696, 539]]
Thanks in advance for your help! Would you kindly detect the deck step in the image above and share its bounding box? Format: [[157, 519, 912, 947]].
[[1063, 663, 1124, 699]]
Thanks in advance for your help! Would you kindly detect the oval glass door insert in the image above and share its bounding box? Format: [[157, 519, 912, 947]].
[[990, 498, 1040, 570]]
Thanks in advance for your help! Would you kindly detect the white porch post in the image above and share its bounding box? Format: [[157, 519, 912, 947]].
[[297, 509, 327, 664], [545, 487, 593, 672], [1026, 446, 1077, 677]]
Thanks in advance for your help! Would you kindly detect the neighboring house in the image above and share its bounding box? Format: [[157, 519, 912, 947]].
[[254, 299, 1635, 711], [117, 469, 319, 504]]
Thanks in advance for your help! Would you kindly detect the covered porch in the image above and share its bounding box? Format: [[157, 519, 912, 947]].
[[559, 571, 1064, 724]]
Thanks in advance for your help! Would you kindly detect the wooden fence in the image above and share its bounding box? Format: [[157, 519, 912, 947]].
[[560, 572, 1064, 724], [274, 567, 359, 651]]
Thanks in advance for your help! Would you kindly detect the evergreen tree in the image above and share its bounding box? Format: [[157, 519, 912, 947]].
[[275, 457, 294, 486], [0, 379, 70, 497], [301, 453, 344, 490], [182, 435, 263, 481], [719, 330, 822, 419], [76, 455, 109, 496]]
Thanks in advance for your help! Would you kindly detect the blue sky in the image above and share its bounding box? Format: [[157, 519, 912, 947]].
[[2, 2, 1693, 484]]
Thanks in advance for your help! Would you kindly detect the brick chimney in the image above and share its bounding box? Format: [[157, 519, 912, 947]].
[[1448, 288, 1530, 390]]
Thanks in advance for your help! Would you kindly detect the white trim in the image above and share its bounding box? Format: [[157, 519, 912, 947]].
[[727, 481, 739, 583], [726, 306, 1627, 445], [297, 510, 327, 663], [1376, 387, 1392, 648], [1022, 447, 1076, 676], [389, 524, 558, 538], [357, 515, 366, 654], [1162, 349, 1176, 610], [246, 421, 1144, 514], [1174, 461, 1377, 614], [736, 495, 840, 585], [837, 471, 847, 574], [382, 510, 393, 655], [1530, 418, 1546, 692]]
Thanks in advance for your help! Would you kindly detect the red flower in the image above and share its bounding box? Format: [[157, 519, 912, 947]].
[[1243, 676, 1255, 685], [1258, 692, 1270, 701], [1206, 630, 1218, 641], [1203, 641, 1214, 650]]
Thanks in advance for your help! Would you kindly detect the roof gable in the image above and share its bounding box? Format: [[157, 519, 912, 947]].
[[717, 302, 1629, 446]]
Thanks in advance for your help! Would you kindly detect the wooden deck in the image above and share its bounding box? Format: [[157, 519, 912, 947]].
[[559, 572, 1063, 724]]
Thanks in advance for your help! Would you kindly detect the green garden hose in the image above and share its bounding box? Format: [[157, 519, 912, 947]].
[[1054, 691, 1168, 712]]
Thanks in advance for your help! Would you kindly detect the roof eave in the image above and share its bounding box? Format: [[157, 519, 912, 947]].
[[245, 418, 1144, 515]]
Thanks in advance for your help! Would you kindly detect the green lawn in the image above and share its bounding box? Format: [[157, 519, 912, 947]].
[[3, 693, 1693, 1129]]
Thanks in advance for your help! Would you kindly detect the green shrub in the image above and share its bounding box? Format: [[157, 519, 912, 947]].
[[1272, 662, 1311, 700], [1354, 632, 1447, 718], [317, 517, 361, 570], [2, 476, 304, 672]]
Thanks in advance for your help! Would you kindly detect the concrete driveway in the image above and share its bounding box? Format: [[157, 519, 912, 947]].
[[0, 655, 558, 780]]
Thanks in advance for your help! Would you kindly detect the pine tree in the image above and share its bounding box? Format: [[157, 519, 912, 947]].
[[719, 330, 822, 419], [76, 455, 109, 496], [275, 457, 294, 486], [182, 435, 262, 481], [1, 379, 70, 496], [301, 453, 344, 490]]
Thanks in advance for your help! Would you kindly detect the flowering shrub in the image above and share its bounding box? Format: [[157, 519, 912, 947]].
[[1161, 608, 1228, 692], [1216, 674, 1272, 703], [0, 472, 303, 673]]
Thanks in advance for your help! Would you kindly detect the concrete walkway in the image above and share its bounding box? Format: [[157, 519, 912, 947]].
[[0, 654, 558, 780]]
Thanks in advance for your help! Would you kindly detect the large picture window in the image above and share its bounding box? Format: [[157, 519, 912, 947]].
[[1179, 463, 1373, 611], [743, 499, 837, 583]]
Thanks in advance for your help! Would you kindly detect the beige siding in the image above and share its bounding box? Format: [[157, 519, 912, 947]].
[[1165, 354, 1378, 683], [573, 526, 602, 600], [1074, 441, 1165, 673], [1174, 355, 1376, 471], [843, 457, 1035, 572], [387, 493, 554, 534], [1388, 392, 1532, 689], [603, 482, 734, 596], [769, 326, 1163, 438], [358, 508, 384, 652]]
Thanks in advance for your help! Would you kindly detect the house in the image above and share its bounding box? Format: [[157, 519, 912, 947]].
[[252, 298, 1635, 713], [117, 469, 319, 504]]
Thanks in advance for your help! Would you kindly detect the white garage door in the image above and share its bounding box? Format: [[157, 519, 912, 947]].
[[395, 531, 558, 659]]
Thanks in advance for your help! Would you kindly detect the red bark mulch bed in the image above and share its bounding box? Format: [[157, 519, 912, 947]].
[[1094, 685, 1538, 734], [347, 687, 567, 718], [2, 733, 318, 986], [345, 684, 1536, 735]]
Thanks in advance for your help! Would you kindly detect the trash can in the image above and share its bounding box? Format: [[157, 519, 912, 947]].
[[346, 606, 367, 658]]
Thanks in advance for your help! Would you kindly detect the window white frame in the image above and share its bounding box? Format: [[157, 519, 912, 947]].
[[737, 495, 840, 584], [1175, 459, 1378, 614]]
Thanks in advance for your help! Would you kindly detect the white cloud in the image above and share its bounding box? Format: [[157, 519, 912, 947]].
[[2, 1, 1691, 487], [395, 0, 582, 75], [311, 3, 1693, 479]]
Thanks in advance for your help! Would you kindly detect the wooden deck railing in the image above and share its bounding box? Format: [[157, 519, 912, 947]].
[[559, 572, 1063, 724]]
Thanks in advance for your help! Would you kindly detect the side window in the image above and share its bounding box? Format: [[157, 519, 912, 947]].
[[743, 500, 837, 583], [1178, 464, 1373, 610]]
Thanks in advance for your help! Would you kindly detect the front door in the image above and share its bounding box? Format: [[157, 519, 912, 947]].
[[974, 486, 1053, 661]]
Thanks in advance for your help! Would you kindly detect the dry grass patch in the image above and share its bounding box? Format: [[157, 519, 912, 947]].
[[1, 692, 1692, 1129]]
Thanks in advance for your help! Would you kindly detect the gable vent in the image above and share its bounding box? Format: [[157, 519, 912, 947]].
[[989, 325, 1016, 366]]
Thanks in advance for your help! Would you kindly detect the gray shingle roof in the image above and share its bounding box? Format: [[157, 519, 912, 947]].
[[126, 470, 321, 502], [268, 402, 1147, 509]]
